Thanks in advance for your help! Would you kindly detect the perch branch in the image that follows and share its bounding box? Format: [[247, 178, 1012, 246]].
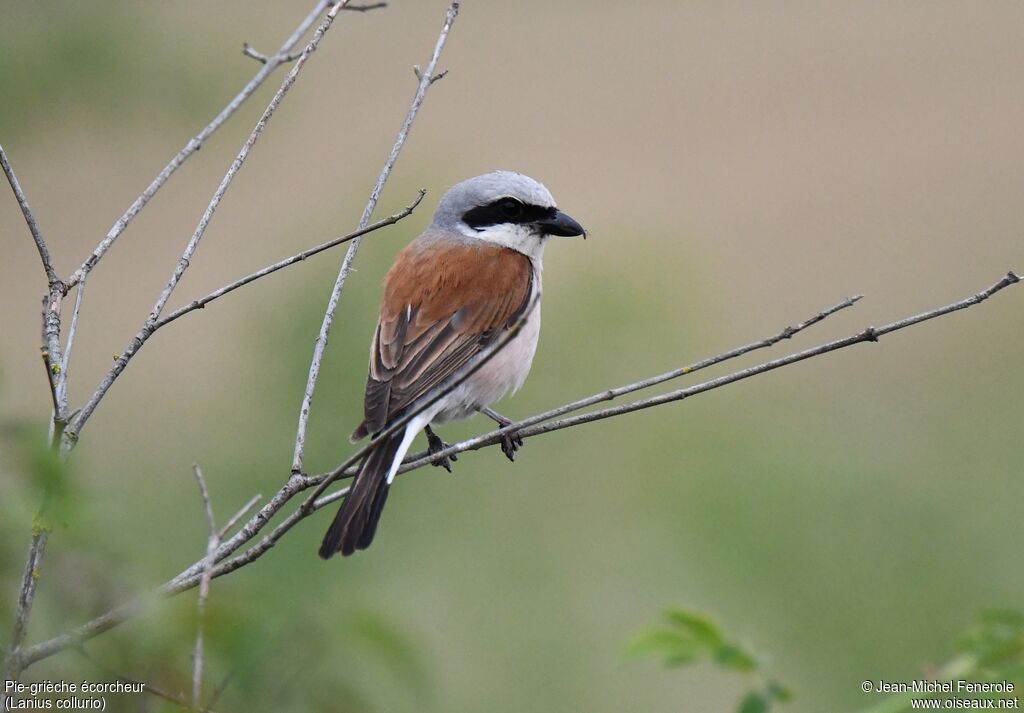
[[15, 271, 1019, 670], [396, 272, 1020, 472], [63, 0, 358, 448], [290, 0, 460, 474], [65, 0, 334, 289]]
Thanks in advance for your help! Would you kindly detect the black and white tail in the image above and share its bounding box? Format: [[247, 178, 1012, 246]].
[[318, 431, 404, 558]]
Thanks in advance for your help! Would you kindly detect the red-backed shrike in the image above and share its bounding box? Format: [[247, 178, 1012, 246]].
[[319, 171, 585, 558]]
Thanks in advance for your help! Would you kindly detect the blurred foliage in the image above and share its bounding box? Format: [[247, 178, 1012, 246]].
[[629, 607, 793, 713], [856, 608, 1024, 713], [0, 3, 223, 138], [1, 421, 76, 532], [958, 608, 1024, 680]]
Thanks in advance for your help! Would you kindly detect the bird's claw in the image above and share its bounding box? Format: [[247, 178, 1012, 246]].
[[499, 431, 524, 462], [425, 427, 457, 473]]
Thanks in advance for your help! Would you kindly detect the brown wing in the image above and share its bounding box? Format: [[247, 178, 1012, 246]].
[[351, 239, 533, 440]]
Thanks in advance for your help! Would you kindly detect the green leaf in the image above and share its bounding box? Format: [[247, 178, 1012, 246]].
[[737, 692, 770, 713], [957, 607, 1024, 670], [766, 679, 794, 703], [715, 643, 758, 673], [665, 608, 725, 649], [625, 629, 705, 666]]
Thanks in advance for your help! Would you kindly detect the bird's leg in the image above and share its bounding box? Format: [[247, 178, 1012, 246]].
[[478, 406, 524, 462], [424, 425, 458, 473]]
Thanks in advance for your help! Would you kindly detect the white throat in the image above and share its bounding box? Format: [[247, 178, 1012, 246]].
[[457, 222, 547, 262]]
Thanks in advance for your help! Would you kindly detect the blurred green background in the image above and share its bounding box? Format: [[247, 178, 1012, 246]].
[[2, 2, 1022, 711]]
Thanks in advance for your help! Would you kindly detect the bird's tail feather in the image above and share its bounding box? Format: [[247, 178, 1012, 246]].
[[319, 431, 404, 559]]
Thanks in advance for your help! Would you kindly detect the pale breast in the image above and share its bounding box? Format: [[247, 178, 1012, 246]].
[[432, 285, 542, 424]]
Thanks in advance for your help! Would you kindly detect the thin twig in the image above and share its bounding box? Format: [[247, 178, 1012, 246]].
[[154, 190, 425, 330], [297, 293, 864, 483], [1, 144, 60, 288], [65, 0, 333, 290], [290, 0, 460, 474], [242, 42, 301, 64], [76, 646, 223, 713], [63, 0, 357, 449], [3, 142, 69, 429], [343, 2, 388, 10], [390, 294, 864, 474], [191, 464, 218, 711], [413, 66, 448, 85], [204, 671, 234, 713], [14, 270, 1020, 669], [58, 280, 85, 402], [218, 494, 262, 540]]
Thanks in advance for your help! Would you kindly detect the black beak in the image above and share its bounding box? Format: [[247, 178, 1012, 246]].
[[536, 210, 586, 238]]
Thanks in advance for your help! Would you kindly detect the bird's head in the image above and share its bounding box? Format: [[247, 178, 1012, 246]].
[[430, 171, 585, 258]]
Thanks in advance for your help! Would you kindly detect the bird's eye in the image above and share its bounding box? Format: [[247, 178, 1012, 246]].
[[499, 199, 523, 220]]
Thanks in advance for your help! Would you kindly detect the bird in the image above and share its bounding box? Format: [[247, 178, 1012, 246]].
[[318, 171, 585, 558]]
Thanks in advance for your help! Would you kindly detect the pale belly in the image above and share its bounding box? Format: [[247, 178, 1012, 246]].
[[431, 302, 541, 424]]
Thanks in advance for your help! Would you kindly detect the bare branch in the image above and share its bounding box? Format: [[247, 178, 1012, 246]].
[[63, 0, 359, 448], [65, 0, 334, 289], [398, 272, 1021, 472], [154, 190, 425, 330], [2, 531, 48, 683], [290, 0, 460, 474], [1, 142, 69, 433], [1, 144, 60, 288], [0, 145, 65, 694], [191, 464, 218, 711], [15, 272, 1019, 669], [343, 2, 388, 11]]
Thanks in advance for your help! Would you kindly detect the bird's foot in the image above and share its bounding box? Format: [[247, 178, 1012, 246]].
[[499, 430, 524, 462], [479, 407, 524, 463], [425, 425, 458, 473]]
